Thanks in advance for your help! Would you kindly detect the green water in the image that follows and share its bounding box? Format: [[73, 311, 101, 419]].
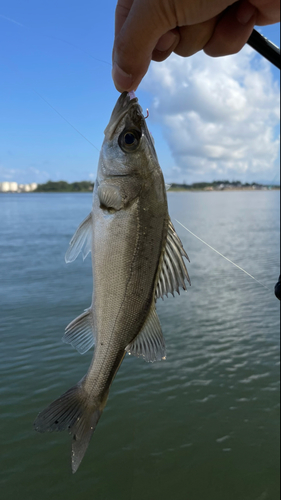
[[0, 191, 279, 500]]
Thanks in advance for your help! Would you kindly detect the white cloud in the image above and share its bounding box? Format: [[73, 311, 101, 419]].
[[142, 46, 280, 184]]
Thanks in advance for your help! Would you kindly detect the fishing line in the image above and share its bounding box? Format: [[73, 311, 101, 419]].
[[0, 14, 111, 67], [2, 12, 279, 280], [174, 219, 270, 292], [2, 13, 280, 69], [32, 88, 273, 294], [32, 89, 100, 152], [0, 14, 24, 26], [2, 12, 279, 156], [1, 52, 101, 152], [1, 13, 108, 152]]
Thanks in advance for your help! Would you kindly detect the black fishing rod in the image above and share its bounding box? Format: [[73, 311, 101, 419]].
[[247, 29, 280, 299], [247, 29, 280, 69]]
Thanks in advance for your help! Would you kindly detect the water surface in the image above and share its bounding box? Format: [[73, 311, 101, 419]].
[[0, 191, 279, 500]]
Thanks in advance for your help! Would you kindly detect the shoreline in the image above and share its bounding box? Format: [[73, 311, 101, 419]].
[[1, 188, 279, 194], [168, 187, 280, 192]]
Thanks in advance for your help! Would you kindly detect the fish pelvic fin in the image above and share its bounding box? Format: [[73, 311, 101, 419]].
[[34, 382, 108, 473]]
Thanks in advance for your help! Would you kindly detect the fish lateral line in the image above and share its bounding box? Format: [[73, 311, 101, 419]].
[[174, 219, 270, 292]]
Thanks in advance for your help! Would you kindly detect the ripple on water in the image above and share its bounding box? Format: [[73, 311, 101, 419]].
[[0, 192, 279, 500]]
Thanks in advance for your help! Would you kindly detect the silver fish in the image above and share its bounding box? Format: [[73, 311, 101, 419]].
[[34, 92, 190, 473]]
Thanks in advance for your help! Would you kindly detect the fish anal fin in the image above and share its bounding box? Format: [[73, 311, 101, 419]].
[[63, 308, 95, 355], [156, 218, 191, 300], [125, 306, 165, 362], [65, 213, 92, 263]]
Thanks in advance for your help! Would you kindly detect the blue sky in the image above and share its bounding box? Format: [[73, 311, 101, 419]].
[[0, 1, 280, 185]]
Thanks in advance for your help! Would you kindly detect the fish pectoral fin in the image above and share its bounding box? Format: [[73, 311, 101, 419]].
[[156, 218, 191, 300], [65, 213, 92, 263], [63, 308, 95, 355], [98, 184, 123, 211], [125, 306, 166, 362]]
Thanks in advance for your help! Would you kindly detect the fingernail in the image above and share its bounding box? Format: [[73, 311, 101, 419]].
[[112, 62, 133, 91], [236, 1, 256, 25], [155, 31, 177, 52]]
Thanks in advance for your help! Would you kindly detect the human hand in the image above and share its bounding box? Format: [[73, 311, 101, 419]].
[[112, 0, 280, 92]]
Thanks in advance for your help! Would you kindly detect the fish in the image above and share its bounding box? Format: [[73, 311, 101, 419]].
[[34, 91, 190, 473]]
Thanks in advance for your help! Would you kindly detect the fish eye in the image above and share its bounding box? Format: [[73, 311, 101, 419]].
[[124, 133, 135, 145], [118, 129, 141, 153]]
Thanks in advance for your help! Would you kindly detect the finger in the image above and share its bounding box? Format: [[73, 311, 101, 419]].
[[173, 18, 218, 58], [112, 0, 175, 92], [249, 0, 280, 25], [204, 1, 257, 57], [111, 0, 250, 92], [114, 0, 134, 39]]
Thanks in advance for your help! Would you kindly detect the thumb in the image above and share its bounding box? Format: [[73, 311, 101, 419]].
[[112, 0, 178, 92]]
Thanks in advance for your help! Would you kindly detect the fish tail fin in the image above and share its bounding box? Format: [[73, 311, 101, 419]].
[[34, 382, 108, 473], [71, 402, 105, 474]]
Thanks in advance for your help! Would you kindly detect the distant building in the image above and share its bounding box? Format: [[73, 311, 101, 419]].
[[10, 182, 18, 192], [0, 181, 18, 192], [0, 182, 9, 192], [0, 182, 38, 192]]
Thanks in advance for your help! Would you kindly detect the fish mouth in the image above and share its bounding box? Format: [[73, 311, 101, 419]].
[[104, 92, 142, 140]]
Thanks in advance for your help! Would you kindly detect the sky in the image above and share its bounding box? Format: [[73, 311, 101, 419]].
[[0, 0, 280, 186]]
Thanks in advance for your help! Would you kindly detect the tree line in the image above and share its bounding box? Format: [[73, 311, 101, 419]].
[[34, 179, 278, 192], [35, 181, 94, 192]]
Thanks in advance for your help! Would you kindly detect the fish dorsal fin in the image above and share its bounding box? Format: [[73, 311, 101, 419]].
[[62, 308, 95, 354], [125, 306, 166, 362], [156, 219, 191, 300], [65, 213, 92, 263]]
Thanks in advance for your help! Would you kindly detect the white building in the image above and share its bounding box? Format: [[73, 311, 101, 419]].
[[19, 183, 38, 192], [0, 182, 38, 192], [0, 182, 10, 192], [0, 182, 18, 192]]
